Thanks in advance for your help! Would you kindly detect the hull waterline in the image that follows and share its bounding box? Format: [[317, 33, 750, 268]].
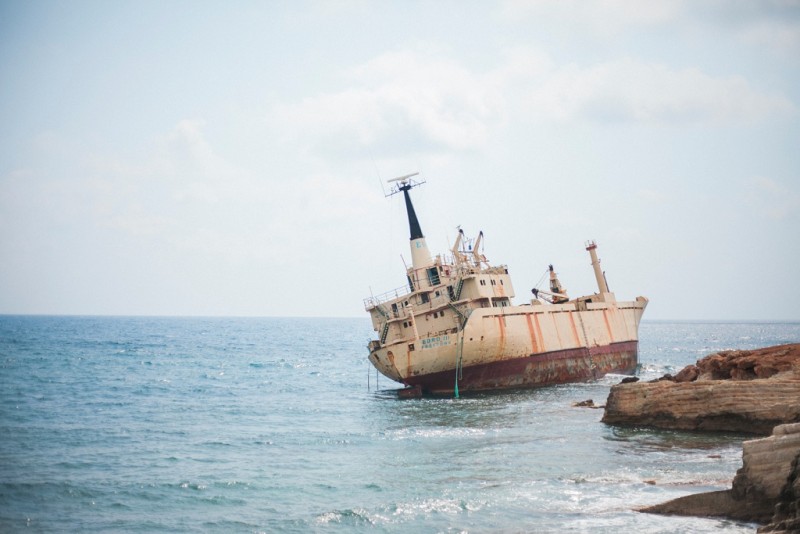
[[401, 341, 638, 395]]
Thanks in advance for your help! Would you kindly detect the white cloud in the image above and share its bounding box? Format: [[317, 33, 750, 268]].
[[739, 19, 800, 54], [272, 47, 502, 154], [499, 0, 684, 34], [69, 120, 386, 269], [691, 0, 800, 55], [271, 48, 795, 156], [522, 57, 796, 123]]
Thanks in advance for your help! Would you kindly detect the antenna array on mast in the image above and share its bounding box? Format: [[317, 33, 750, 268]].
[[386, 172, 425, 197]]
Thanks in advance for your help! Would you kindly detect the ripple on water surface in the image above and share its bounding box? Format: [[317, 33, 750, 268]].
[[2, 317, 793, 532]]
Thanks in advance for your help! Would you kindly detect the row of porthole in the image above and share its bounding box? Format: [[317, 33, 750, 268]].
[[403, 309, 446, 329]]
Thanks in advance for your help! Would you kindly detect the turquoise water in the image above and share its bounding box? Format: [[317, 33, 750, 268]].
[[1, 317, 798, 532]]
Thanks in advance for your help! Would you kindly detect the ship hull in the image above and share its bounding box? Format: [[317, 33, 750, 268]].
[[404, 340, 637, 395], [368, 299, 647, 395]]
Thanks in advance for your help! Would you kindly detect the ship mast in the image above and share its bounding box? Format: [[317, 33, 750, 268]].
[[387, 173, 433, 272], [585, 240, 615, 304]]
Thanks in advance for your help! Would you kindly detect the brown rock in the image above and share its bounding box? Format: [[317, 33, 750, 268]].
[[602, 343, 800, 435], [641, 423, 800, 528], [602, 379, 800, 435], [694, 345, 800, 381], [674, 364, 699, 383], [760, 454, 800, 533]]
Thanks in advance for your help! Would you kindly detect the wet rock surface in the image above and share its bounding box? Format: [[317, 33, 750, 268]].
[[605, 344, 800, 529], [640, 423, 800, 531]]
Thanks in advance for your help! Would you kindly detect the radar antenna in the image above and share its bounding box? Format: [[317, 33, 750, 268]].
[[386, 172, 425, 197]]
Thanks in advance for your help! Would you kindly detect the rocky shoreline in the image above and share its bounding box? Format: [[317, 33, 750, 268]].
[[640, 423, 800, 532], [600, 343, 800, 531], [602, 344, 800, 434]]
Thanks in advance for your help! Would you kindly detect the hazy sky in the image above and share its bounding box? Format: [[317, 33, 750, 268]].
[[1, 1, 798, 320]]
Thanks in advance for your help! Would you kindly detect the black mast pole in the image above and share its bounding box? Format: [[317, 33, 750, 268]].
[[400, 184, 424, 240]]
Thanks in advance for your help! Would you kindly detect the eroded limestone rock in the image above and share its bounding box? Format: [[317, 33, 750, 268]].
[[602, 343, 800, 435], [640, 423, 800, 529]]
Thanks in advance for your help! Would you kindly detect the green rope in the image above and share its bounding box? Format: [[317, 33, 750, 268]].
[[453, 308, 472, 399], [454, 329, 463, 399]]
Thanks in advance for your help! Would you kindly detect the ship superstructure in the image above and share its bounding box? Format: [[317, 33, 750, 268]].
[[364, 174, 648, 395]]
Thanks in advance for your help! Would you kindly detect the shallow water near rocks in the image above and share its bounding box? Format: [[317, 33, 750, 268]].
[[1, 317, 798, 532]]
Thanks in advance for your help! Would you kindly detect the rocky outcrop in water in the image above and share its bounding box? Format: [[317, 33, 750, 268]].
[[602, 344, 800, 435], [640, 422, 800, 531]]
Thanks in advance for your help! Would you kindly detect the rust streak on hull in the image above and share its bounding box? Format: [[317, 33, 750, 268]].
[[525, 313, 539, 353], [568, 312, 581, 346], [533, 313, 545, 352]]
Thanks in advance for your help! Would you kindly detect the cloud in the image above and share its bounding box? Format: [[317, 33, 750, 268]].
[[499, 0, 684, 34], [271, 47, 795, 156], [272, 47, 502, 154], [69, 120, 385, 268], [521, 57, 796, 123], [739, 18, 800, 54], [499, 0, 800, 55], [692, 0, 800, 55]]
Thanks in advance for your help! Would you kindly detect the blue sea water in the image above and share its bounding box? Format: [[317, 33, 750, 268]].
[[1, 317, 798, 533]]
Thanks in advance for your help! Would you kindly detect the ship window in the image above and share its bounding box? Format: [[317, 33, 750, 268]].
[[427, 267, 440, 286]]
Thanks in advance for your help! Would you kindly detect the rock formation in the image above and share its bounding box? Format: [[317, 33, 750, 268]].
[[603, 344, 800, 529], [602, 344, 800, 435], [641, 423, 800, 532]]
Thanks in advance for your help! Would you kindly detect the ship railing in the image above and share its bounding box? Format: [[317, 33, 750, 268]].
[[364, 285, 412, 310]]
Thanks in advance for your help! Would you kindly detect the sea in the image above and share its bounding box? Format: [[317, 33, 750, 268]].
[[1, 317, 798, 533]]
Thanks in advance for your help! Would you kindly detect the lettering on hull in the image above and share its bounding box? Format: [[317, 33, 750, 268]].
[[420, 335, 451, 349]]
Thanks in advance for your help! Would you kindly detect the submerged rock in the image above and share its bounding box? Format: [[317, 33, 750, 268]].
[[640, 423, 800, 531], [602, 343, 800, 435], [572, 399, 604, 409]]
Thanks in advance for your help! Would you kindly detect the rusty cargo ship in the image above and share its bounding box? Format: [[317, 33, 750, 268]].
[[364, 174, 648, 395]]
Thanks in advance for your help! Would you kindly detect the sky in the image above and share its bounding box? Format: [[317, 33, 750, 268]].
[[1, 0, 798, 320]]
